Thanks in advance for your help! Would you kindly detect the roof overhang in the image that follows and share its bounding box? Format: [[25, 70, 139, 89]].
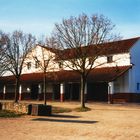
[[0, 65, 132, 84]]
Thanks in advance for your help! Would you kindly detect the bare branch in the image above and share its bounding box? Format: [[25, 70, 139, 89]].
[[2, 30, 36, 102], [53, 13, 120, 108]]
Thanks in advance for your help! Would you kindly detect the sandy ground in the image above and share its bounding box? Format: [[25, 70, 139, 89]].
[[0, 102, 140, 140]]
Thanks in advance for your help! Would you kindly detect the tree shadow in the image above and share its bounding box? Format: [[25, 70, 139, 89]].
[[32, 117, 98, 124], [51, 114, 80, 118]]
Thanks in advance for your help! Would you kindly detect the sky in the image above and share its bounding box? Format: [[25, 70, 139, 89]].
[[0, 0, 140, 39]]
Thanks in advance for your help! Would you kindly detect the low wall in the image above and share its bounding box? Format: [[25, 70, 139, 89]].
[[0, 102, 30, 114], [112, 93, 140, 103]]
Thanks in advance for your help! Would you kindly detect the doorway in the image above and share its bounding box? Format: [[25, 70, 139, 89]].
[[87, 82, 108, 101], [31, 84, 38, 99]]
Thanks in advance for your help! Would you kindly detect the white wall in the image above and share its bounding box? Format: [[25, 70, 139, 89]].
[[130, 39, 140, 93], [2, 44, 132, 77], [22, 45, 59, 74], [114, 71, 129, 93], [94, 53, 130, 68], [62, 53, 131, 71]]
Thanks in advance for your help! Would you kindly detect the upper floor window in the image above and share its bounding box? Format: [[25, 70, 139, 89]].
[[44, 60, 49, 67], [72, 63, 75, 68], [107, 56, 113, 63], [59, 61, 63, 69], [137, 83, 140, 91], [27, 62, 31, 70], [88, 57, 93, 65], [35, 60, 40, 68]]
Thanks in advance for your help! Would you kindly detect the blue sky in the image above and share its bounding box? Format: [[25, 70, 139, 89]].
[[0, 0, 140, 39]]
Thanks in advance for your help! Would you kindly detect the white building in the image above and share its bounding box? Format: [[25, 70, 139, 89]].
[[0, 37, 140, 103]]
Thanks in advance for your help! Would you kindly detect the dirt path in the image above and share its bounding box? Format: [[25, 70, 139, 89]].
[[0, 102, 140, 140]]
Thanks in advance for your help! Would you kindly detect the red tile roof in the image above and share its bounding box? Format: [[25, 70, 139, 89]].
[[0, 65, 131, 84], [56, 37, 140, 60], [97, 37, 140, 55], [38, 45, 60, 53], [88, 65, 131, 82]]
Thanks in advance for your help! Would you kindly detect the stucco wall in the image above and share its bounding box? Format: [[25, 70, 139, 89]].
[[62, 52, 131, 71], [22, 45, 59, 74], [114, 71, 129, 93], [130, 39, 140, 93], [3, 44, 132, 75], [94, 53, 130, 68]]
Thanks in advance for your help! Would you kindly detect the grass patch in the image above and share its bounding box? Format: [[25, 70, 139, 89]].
[[74, 107, 91, 112], [52, 106, 72, 113], [0, 110, 24, 118], [52, 106, 91, 113]]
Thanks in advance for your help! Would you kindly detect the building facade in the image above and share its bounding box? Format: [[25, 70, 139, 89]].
[[0, 37, 140, 103]]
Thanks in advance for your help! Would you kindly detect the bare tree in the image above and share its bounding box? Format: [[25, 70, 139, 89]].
[[53, 13, 119, 108], [4, 31, 36, 102], [32, 40, 55, 105], [0, 31, 8, 76]]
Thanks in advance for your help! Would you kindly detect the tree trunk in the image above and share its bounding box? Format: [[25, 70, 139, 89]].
[[43, 73, 47, 105], [14, 77, 20, 103], [80, 75, 86, 108]]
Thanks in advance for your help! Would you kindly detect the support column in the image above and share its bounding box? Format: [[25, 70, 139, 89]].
[[108, 82, 114, 104], [38, 84, 42, 100], [3, 85, 6, 100], [60, 83, 65, 102], [19, 85, 22, 101]]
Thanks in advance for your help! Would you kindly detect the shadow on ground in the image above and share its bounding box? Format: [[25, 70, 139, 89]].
[[51, 114, 80, 118], [32, 118, 98, 124], [31, 114, 98, 124]]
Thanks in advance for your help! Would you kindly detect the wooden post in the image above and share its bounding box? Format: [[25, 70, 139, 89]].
[[3, 85, 6, 100], [60, 83, 65, 102], [108, 82, 114, 104], [38, 84, 42, 100], [19, 85, 22, 101]]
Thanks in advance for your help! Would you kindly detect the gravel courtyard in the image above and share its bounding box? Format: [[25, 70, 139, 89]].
[[0, 102, 140, 140]]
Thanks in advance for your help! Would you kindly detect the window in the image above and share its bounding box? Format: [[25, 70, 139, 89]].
[[88, 57, 92, 65], [107, 56, 113, 63], [35, 60, 40, 68], [72, 63, 75, 68], [137, 83, 140, 90], [59, 61, 63, 69], [44, 60, 49, 67], [27, 62, 31, 70]]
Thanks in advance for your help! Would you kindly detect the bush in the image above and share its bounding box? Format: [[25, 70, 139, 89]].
[[52, 106, 72, 113], [74, 107, 91, 112], [0, 110, 24, 118]]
